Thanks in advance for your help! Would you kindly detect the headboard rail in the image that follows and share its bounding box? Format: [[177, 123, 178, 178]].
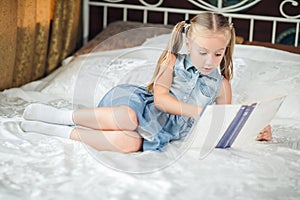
[[83, 0, 300, 47]]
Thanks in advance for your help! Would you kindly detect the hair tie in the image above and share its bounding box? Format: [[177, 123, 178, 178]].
[[183, 19, 191, 34]]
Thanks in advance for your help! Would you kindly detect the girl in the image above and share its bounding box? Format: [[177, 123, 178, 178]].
[[21, 12, 271, 153]]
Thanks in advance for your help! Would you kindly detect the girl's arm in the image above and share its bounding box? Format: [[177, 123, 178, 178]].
[[153, 54, 202, 119], [215, 78, 232, 104]]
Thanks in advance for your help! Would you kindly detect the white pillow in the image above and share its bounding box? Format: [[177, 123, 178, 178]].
[[142, 33, 188, 54], [40, 48, 158, 107]]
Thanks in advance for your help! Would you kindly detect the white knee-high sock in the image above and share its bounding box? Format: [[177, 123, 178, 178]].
[[21, 121, 73, 139], [23, 103, 74, 125]]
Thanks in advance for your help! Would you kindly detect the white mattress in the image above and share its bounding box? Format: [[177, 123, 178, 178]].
[[0, 34, 299, 199]]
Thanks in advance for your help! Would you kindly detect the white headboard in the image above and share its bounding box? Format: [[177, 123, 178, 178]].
[[83, 0, 300, 47]]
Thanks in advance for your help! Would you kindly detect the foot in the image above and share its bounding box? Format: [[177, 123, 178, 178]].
[[20, 120, 73, 139], [23, 103, 74, 125]]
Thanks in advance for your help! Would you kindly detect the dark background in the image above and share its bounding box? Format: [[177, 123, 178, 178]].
[[88, 0, 300, 45]]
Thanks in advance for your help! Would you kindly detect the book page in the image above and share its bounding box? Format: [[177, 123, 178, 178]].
[[232, 95, 286, 148], [189, 104, 242, 158]]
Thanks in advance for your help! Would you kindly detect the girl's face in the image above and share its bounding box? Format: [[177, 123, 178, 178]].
[[186, 35, 228, 75]]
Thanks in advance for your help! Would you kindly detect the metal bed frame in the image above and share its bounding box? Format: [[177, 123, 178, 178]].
[[83, 0, 300, 47]]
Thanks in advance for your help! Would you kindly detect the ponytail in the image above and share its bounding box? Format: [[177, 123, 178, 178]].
[[146, 21, 186, 93], [220, 24, 235, 80]]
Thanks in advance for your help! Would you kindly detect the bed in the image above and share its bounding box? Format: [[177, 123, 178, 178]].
[[0, 0, 299, 199]]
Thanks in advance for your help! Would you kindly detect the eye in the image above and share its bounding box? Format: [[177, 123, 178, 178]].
[[199, 51, 207, 55], [215, 52, 224, 57]]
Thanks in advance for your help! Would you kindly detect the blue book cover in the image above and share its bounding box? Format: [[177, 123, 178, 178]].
[[224, 103, 257, 148], [215, 103, 256, 148], [215, 105, 247, 148]]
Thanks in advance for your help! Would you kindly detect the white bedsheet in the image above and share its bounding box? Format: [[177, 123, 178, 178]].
[[0, 34, 300, 200]]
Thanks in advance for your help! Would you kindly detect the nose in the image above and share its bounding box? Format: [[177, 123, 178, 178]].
[[205, 54, 215, 65]]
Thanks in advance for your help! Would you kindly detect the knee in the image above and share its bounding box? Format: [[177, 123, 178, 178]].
[[127, 106, 138, 127], [118, 106, 138, 130], [121, 135, 143, 153]]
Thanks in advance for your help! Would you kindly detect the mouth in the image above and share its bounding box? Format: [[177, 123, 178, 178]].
[[203, 67, 212, 72]]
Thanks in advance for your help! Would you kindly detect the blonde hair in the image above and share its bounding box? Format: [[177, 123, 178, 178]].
[[147, 12, 235, 93]]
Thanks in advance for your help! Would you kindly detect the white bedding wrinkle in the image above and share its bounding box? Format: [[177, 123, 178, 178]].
[[0, 36, 300, 199]]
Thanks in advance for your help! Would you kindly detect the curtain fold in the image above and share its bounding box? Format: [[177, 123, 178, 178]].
[[0, 0, 82, 91], [47, 0, 81, 74], [0, 1, 17, 90], [32, 0, 52, 80], [14, 0, 37, 87]]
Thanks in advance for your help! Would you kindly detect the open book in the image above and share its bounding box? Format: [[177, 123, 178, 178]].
[[189, 94, 286, 157]]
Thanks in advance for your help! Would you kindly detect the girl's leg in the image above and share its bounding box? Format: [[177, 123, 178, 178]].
[[70, 128, 142, 153], [73, 105, 138, 131], [23, 103, 138, 131], [20, 121, 142, 153]]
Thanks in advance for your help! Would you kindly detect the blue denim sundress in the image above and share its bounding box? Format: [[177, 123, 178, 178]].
[[98, 54, 223, 151]]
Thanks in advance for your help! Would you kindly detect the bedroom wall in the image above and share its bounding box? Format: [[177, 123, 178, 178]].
[[88, 0, 299, 46]]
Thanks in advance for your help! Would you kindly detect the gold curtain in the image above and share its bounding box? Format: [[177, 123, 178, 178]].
[[0, 0, 82, 91]]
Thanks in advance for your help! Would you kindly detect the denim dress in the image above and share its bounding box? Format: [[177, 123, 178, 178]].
[[98, 54, 223, 151]]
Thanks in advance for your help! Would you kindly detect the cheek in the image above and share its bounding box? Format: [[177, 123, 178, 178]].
[[215, 57, 223, 65], [207, 55, 224, 66], [190, 54, 206, 68]]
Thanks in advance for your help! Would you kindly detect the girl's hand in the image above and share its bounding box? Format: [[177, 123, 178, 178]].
[[192, 106, 203, 119], [256, 125, 272, 141]]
